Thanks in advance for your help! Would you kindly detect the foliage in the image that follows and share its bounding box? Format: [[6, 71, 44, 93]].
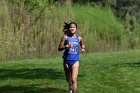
[[0, 0, 140, 60], [57, 0, 140, 23]]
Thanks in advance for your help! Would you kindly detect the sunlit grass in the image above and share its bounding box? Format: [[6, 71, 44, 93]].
[[0, 50, 140, 93]]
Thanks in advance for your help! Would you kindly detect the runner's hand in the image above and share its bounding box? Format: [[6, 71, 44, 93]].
[[66, 42, 73, 48], [81, 48, 85, 53]]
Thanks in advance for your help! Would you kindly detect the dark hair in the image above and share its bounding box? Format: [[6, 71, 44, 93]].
[[63, 22, 77, 34]]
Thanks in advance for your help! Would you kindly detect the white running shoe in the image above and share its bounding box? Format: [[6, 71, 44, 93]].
[[69, 90, 72, 93], [69, 86, 72, 93]]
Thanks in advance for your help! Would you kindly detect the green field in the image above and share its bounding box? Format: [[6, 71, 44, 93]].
[[1, 1, 140, 93], [0, 49, 140, 93]]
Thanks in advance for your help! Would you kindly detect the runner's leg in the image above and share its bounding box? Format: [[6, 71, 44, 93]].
[[71, 61, 79, 93], [63, 62, 72, 91]]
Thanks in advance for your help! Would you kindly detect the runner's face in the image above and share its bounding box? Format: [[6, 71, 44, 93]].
[[69, 24, 77, 34]]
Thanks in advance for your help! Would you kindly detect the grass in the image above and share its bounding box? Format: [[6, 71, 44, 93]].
[[0, 49, 140, 93], [2, 1, 140, 60]]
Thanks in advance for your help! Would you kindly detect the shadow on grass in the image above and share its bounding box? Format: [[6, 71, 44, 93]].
[[0, 85, 66, 93], [112, 61, 140, 68], [123, 61, 140, 67], [0, 68, 64, 80]]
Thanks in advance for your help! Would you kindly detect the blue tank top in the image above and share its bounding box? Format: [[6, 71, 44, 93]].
[[63, 35, 80, 60]]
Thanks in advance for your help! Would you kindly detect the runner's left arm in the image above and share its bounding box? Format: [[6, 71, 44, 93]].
[[79, 36, 85, 52]]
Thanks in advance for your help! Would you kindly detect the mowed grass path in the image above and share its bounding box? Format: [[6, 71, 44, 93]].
[[0, 50, 140, 93]]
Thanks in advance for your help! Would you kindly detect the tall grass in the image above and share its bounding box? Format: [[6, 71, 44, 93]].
[[0, 0, 140, 60], [72, 5, 124, 52]]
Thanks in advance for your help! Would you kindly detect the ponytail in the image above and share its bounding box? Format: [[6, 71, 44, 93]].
[[63, 22, 70, 34]]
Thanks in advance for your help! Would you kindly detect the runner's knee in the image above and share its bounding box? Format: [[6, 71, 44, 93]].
[[72, 77, 77, 84]]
